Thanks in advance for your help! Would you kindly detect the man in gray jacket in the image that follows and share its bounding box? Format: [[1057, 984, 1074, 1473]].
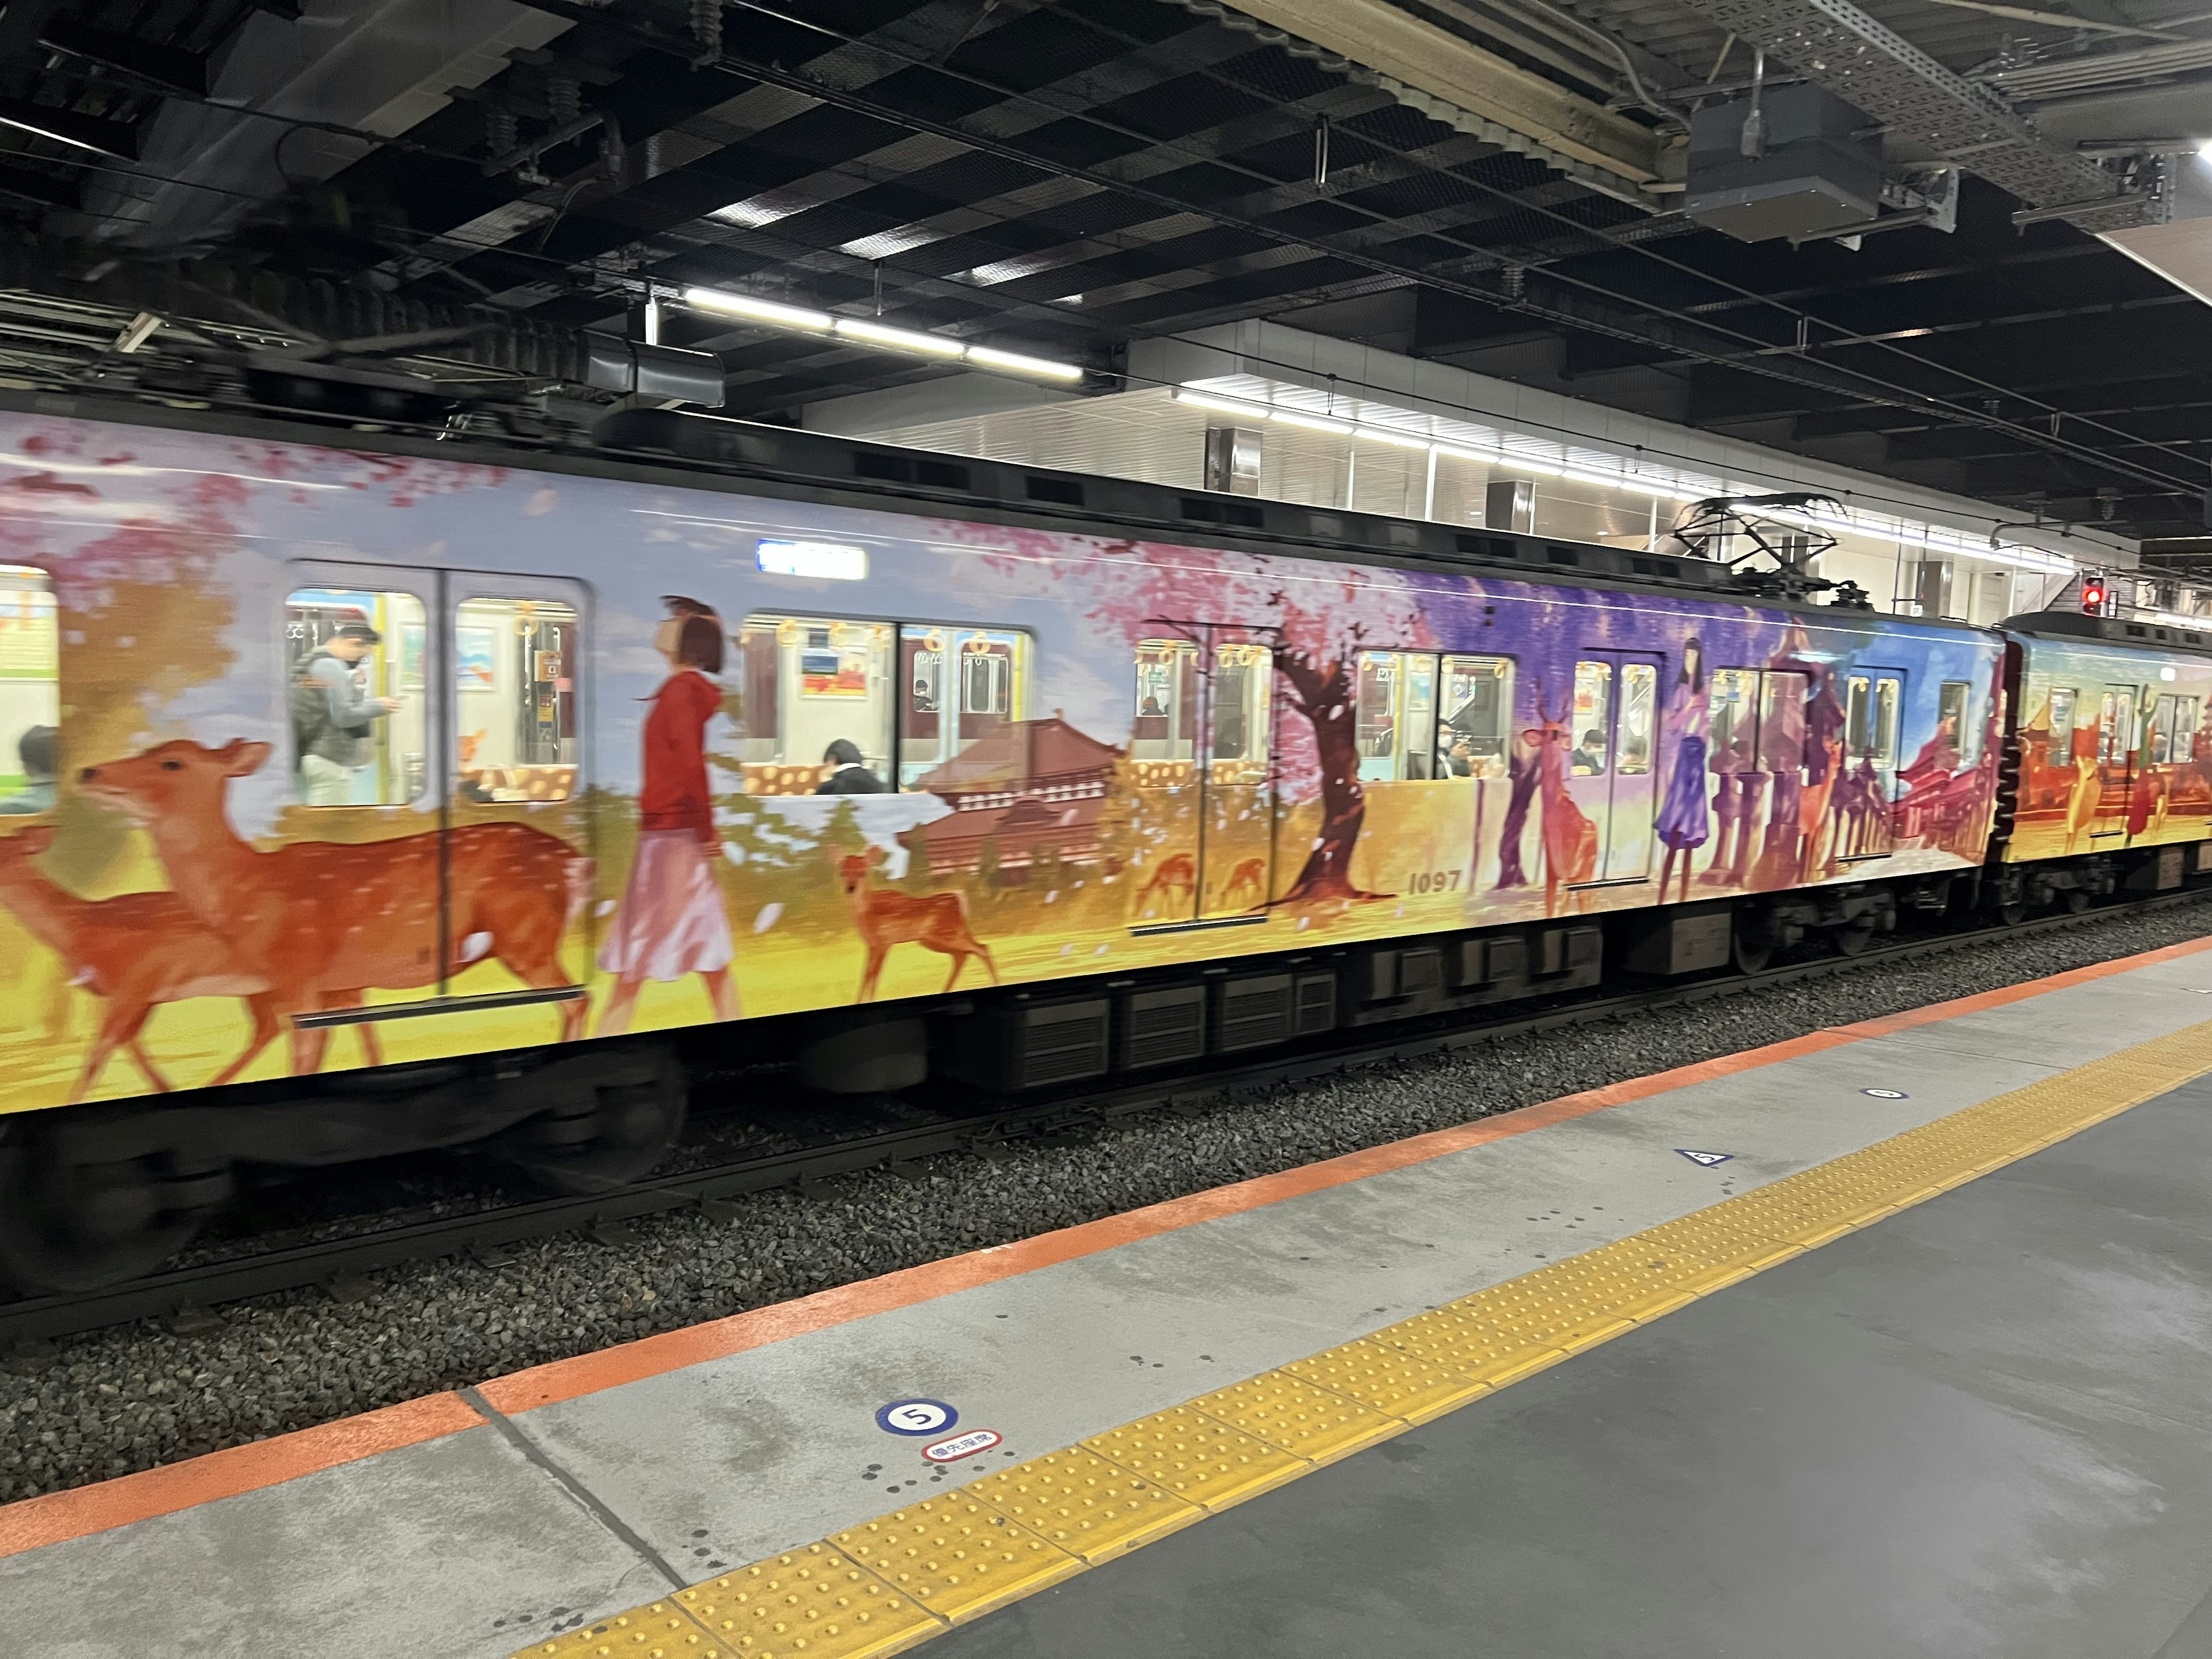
[[293, 623, 400, 805]]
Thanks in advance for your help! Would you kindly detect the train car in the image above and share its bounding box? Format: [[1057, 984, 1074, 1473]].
[[0, 391, 2118, 1291], [1991, 611, 2212, 915]]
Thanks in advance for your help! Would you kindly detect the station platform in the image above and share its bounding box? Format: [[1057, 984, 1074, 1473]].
[[10, 940, 2212, 1658]]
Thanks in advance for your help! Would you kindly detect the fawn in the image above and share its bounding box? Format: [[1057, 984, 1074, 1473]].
[[0, 825, 278, 1101], [835, 845, 997, 999], [1134, 851, 1196, 915], [78, 738, 590, 1076], [1220, 857, 1267, 907]]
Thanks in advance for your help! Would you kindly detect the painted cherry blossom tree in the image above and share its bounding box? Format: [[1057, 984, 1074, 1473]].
[[972, 529, 1437, 906]]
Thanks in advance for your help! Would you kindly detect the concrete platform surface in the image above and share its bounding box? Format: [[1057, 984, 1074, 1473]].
[[3, 938, 2211, 1658]]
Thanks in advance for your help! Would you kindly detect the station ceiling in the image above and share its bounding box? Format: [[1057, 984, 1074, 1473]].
[[0, 0, 2206, 541]]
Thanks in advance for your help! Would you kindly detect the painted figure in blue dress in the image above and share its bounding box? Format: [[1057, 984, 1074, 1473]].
[[1656, 636, 1712, 903]]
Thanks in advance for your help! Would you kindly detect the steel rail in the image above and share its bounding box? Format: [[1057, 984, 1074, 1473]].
[[5, 888, 2207, 1355]]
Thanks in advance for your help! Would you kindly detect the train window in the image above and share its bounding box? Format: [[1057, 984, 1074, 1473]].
[[1211, 643, 1272, 781], [1133, 639, 1198, 763], [2150, 696, 2176, 766], [1874, 679, 1900, 768], [1570, 661, 1611, 777], [1759, 672, 1807, 775], [287, 585, 429, 806], [1618, 663, 1656, 775], [733, 615, 895, 792], [0, 566, 58, 815], [2047, 687, 2077, 766], [1936, 680, 1974, 766], [1709, 669, 1758, 775], [454, 597, 580, 802], [1355, 651, 1406, 780], [2176, 698, 2199, 764], [1438, 656, 1513, 777], [2100, 689, 2135, 765], [900, 625, 1029, 786], [1401, 654, 1438, 779], [1846, 675, 1872, 762]]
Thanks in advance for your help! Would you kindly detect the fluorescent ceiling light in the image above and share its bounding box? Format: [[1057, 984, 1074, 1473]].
[[1172, 388, 1270, 419], [1356, 426, 1434, 450], [1268, 410, 1354, 435], [0, 100, 134, 158], [757, 539, 868, 581], [683, 287, 831, 331], [965, 344, 1083, 382], [835, 317, 965, 356]]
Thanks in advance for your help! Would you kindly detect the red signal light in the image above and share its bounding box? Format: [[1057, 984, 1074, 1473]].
[[2080, 575, 2108, 615]]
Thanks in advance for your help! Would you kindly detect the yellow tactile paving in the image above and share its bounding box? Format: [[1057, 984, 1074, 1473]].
[[1281, 1337, 1491, 1423], [964, 1446, 1204, 1564], [513, 1602, 727, 1657], [671, 1546, 940, 1658], [1189, 1372, 1402, 1466], [829, 1494, 1082, 1624], [521, 1016, 2212, 1659], [1081, 1404, 1309, 1511]]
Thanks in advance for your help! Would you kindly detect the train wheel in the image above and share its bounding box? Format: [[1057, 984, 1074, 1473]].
[[1831, 916, 1877, 956], [1730, 905, 1778, 974], [2063, 889, 2092, 914], [512, 1069, 688, 1196], [0, 1130, 225, 1293]]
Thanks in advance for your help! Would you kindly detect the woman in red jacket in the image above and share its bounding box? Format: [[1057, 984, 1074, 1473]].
[[597, 596, 738, 1035]]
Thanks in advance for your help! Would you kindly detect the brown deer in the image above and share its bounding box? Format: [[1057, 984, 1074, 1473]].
[[835, 846, 997, 999], [1220, 857, 1268, 908], [2063, 752, 2103, 852], [77, 739, 590, 1076], [0, 825, 281, 1101], [1134, 851, 1196, 915]]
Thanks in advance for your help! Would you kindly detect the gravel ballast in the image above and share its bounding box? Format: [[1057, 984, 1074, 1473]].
[[3, 903, 2209, 1504]]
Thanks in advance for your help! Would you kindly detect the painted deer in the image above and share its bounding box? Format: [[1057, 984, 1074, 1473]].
[[2062, 753, 2103, 851], [77, 739, 589, 1076], [1220, 857, 1268, 908], [835, 846, 997, 999], [1134, 851, 1197, 915], [0, 825, 281, 1101]]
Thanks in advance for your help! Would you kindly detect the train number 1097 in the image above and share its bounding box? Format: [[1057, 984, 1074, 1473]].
[[1406, 869, 1463, 894]]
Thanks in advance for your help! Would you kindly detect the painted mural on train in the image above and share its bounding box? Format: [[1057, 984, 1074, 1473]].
[[2004, 637, 2212, 863], [0, 412, 2004, 1111]]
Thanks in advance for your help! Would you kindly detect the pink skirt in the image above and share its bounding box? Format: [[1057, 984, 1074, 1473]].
[[599, 830, 734, 980]]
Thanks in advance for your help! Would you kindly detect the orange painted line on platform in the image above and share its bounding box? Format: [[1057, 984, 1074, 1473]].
[[0, 1389, 482, 1561], [481, 930, 2212, 1415], [7, 929, 2209, 1555]]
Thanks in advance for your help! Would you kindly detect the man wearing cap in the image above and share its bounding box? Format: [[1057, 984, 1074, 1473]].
[[294, 623, 402, 806]]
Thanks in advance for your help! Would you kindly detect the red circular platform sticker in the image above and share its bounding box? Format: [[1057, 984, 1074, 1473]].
[[922, 1428, 1003, 1464]]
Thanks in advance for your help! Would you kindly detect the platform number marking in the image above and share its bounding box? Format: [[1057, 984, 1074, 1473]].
[[1861, 1088, 1909, 1100], [877, 1399, 958, 1437], [1675, 1149, 1733, 1166]]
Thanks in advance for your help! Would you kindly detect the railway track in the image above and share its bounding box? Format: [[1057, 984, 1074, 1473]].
[[7, 889, 2210, 1356]]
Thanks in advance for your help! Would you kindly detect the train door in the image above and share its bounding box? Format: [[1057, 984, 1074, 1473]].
[[2109, 682, 2149, 847], [1840, 668, 1905, 859], [1564, 653, 1661, 887], [1200, 637, 1276, 917], [1130, 638, 1202, 926], [444, 570, 594, 1011]]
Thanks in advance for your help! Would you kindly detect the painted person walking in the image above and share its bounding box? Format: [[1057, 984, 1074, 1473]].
[[1655, 636, 1711, 904], [597, 596, 738, 1036]]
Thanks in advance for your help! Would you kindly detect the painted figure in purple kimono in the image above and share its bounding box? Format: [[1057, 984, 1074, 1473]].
[[1655, 636, 1711, 904]]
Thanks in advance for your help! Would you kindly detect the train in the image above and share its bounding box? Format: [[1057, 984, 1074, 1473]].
[[0, 389, 2201, 1292]]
